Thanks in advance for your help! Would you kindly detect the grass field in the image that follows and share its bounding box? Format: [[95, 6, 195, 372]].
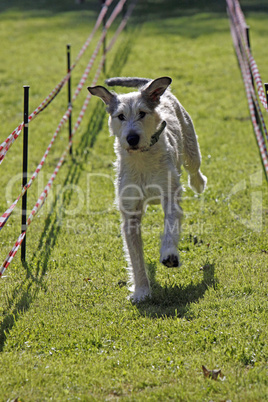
[[0, 0, 268, 400]]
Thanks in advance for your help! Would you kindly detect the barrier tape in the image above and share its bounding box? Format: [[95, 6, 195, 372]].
[[0, 107, 72, 231], [105, 0, 137, 53], [230, 0, 268, 111], [0, 232, 26, 277], [0, 75, 71, 165], [0, 125, 75, 277], [72, 0, 127, 103], [0, 99, 93, 276], [0, 0, 137, 277], [0, 0, 114, 165], [0, 0, 127, 231], [228, 2, 268, 178], [226, 0, 268, 179], [0, 124, 23, 164], [71, 0, 114, 70]]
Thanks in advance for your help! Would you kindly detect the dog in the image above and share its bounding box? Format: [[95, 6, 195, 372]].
[[87, 77, 207, 302]]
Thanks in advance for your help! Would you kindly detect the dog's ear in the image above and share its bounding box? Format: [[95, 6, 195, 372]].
[[87, 86, 115, 105], [142, 77, 172, 105]]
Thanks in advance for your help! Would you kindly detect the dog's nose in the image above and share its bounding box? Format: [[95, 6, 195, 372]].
[[127, 133, 140, 147]]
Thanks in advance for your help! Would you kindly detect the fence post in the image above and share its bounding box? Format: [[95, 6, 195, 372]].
[[67, 44, 73, 155], [101, 0, 107, 73], [245, 26, 261, 126], [122, 1, 127, 22], [21, 85, 29, 262], [265, 83, 268, 106], [245, 25, 251, 50]]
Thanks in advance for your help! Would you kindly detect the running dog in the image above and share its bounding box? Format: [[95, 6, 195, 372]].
[[87, 77, 207, 302]]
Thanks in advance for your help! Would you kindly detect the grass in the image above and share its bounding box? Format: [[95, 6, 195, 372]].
[[0, 0, 268, 400]]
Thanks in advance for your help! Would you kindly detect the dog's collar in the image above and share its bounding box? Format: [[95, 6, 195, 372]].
[[128, 121, 166, 153], [149, 120, 166, 148]]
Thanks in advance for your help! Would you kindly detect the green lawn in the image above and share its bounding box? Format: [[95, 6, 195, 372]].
[[0, 0, 267, 400]]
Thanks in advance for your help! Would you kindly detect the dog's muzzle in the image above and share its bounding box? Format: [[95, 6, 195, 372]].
[[126, 121, 166, 152], [127, 132, 140, 147]]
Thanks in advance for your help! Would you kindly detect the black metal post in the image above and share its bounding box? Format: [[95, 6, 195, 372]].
[[245, 26, 261, 126], [245, 27, 267, 180], [122, 1, 127, 22], [265, 83, 268, 107], [245, 25, 251, 50], [101, 0, 107, 73], [21, 85, 29, 262], [67, 44, 72, 155]]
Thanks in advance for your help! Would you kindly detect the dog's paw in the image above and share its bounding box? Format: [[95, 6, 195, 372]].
[[128, 286, 151, 303], [161, 254, 180, 268], [189, 170, 207, 194], [160, 247, 180, 268]]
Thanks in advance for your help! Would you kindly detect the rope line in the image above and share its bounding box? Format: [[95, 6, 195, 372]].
[[0, 0, 115, 165], [0, 0, 127, 231], [72, 0, 127, 104], [231, 0, 268, 111], [0, 107, 72, 231], [226, 0, 268, 180], [71, 0, 114, 70], [0, 0, 137, 277]]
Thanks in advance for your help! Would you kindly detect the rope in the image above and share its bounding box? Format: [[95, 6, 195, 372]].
[[0, 0, 137, 277], [0, 0, 114, 165], [0, 0, 127, 231], [0, 107, 72, 231], [226, 0, 268, 180], [230, 0, 268, 111]]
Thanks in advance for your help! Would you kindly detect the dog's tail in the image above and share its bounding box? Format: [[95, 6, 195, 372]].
[[105, 77, 151, 88]]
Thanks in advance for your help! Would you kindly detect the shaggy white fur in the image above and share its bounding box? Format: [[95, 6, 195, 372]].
[[88, 77, 207, 302]]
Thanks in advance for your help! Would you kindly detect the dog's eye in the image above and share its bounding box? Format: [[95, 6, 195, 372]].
[[118, 114, 125, 121], [139, 111, 146, 119]]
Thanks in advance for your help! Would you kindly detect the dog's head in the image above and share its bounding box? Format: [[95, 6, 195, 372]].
[[87, 77, 171, 152]]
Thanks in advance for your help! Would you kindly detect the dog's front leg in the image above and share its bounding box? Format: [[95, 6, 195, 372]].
[[122, 214, 151, 302], [160, 197, 182, 268]]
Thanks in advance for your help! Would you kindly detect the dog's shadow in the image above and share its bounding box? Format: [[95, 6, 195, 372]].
[[136, 261, 216, 319]]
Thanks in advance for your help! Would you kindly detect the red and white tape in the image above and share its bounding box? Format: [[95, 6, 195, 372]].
[[0, 232, 26, 277], [0, 106, 72, 231], [0, 0, 114, 165], [227, 0, 268, 179], [0, 0, 127, 231], [72, 0, 127, 103], [249, 54, 268, 111], [0, 74, 71, 165], [228, 0, 268, 111], [72, 0, 114, 70], [0, 0, 137, 277]]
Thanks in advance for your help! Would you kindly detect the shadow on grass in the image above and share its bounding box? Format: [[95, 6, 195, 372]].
[[0, 265, 47, 351], [133, 0, 268, 39], [0, 0, 99, 16], [134, 0, 268, 19], [0, 29, 136, 352], [1, 0, 267, 42], [136, 261, 217, 319], [3, 0, 266, 20]]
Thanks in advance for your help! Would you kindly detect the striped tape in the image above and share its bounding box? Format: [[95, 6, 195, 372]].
[[0, 0, 114, 165], [0, 0, 127, 231], [0, 75, 71, 164], [72, 0, 127, 103], [0, 107, 72, 231], [226, 0, 268, 179], [71, 0, 114, 70], [0, 0, 137, 277], [229, 0, 268, 111]]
